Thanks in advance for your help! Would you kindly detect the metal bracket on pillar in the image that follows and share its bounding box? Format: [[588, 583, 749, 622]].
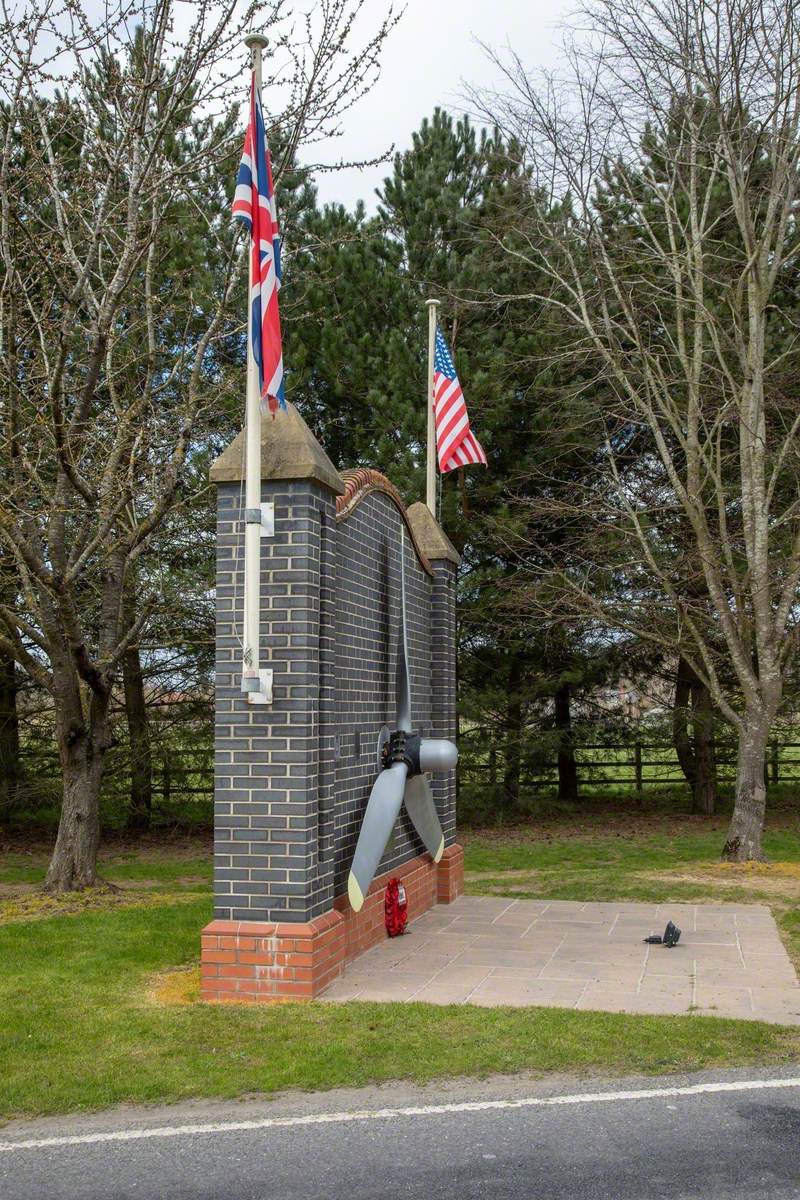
[[242, 668, 273, 705], [244, 503, 274, 537]]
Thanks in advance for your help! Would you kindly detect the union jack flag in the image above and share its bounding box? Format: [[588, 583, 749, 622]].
[[433, 327, 487, 472], [232, 72, 285, 415]]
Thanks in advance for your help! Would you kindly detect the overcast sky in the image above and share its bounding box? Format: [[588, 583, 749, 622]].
[[306, 0, 574, 211]]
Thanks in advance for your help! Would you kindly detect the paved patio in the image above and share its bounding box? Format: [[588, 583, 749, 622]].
[[321, 896, 800, 1023]]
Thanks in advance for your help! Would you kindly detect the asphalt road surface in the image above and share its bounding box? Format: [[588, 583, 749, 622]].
[[2, 1067, 799, 1199]]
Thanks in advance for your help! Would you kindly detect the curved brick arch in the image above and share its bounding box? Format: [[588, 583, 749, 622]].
[[336, 468, 433, 577]]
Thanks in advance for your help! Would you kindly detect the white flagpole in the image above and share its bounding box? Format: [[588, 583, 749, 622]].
[[425, 298, 440, 516], [242, 33, 269, 697]]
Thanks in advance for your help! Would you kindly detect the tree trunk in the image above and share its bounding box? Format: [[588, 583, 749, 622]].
[[554, 682, 579, 801], [0, 646, 20, 809], [722, 709, 770, 862], [44, 669, 110, 892], [691, 676, 716, 816], [503, 658, 522, 809], [672, 657, 696, 789], [673, 657, 717, 814], [123, 639, 152, 833]]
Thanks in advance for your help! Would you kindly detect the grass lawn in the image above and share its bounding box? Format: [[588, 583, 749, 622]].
[[1, 814, 799, 1121]]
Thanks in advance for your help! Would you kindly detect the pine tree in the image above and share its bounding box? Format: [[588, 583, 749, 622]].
[[281, 197, 422, 486], [378, 111, 615, 811]]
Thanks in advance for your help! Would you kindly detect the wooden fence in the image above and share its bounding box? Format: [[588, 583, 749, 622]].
[[457, 733, 795, 796], [7, 731, 800, 822], [9, 741, 213, 823]]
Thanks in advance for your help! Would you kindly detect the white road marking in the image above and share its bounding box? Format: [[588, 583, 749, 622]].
[[1, 1077, 798, 1154]]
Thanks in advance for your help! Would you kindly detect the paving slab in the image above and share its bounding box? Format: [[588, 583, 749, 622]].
[[319, 897, 800, 1023]]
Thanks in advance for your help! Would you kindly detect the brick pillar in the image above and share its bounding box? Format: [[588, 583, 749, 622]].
[[201, 421, 466, 1003], [407, 503, 464, 903], [201, 405, 347, 1001]]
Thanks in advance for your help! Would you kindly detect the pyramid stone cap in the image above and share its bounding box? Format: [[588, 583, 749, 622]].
[[406, 501, 461, 566], [209, 402, 345, 494]]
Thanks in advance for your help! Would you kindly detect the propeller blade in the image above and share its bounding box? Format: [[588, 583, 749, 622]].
[[347, 762, 408, 912], [395, 527, 412, 732], [404, 773, 445, 863]]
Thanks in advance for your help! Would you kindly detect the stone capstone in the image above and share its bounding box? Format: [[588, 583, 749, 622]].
[[209, 402, 345, 495]]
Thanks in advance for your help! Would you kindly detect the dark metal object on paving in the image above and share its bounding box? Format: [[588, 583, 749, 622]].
[[644, 920, 682, 947]]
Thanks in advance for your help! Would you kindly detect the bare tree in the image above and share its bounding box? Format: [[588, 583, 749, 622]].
[[472, 0, 800, 859], [0, 0, 398, 890]]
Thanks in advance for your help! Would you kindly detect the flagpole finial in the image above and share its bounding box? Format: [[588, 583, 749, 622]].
[[245, 33, 268, 89]]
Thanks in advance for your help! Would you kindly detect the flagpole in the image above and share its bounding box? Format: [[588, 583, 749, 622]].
[[243, 32, 268, 694], [425, 298, 440, 516]]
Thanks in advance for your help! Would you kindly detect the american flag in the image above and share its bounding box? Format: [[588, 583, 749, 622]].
[[232, 72, 285, 416], [432, 327, 487, 472]]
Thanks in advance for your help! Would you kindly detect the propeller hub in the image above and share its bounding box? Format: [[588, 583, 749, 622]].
[[381, 731, 459, 776], [381, 730, 422, 776]]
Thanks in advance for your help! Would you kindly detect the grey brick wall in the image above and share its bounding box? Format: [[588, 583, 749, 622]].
[[430, 557, 458, 847], [213, 471, 457, 925], [331, 493, 433, 896]]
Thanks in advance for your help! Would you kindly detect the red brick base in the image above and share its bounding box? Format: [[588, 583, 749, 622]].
[[201, 843, 464, 1003], [437, 843, 464, 903]]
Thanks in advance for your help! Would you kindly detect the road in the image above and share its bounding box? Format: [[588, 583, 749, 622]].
[[1, 1067, 799, 1199]]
